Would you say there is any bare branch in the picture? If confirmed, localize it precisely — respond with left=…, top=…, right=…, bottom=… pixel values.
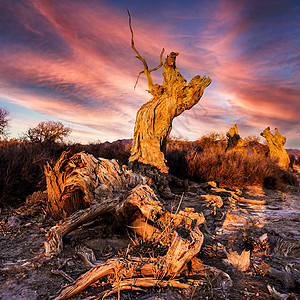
left=127, top=8, right=148, bottom=71
left=134, top=70, right=144, bottom=89
left=127, top=9, right=165, bottom=92
left=149, top=48, right=165, bottom=72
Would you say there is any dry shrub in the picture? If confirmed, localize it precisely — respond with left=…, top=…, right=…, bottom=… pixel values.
left=0, top=136, right=296, bottom=207
left=166, top=138, right=194, bottom=179
left=0, top=140, right=63, bottom=207
left=196, top=132, right=226, bottom=151
left=186, top=148, right=298, bottom=189
left=244, top=135, right=268, bottom=154
left=0, top=139, right=131, bottom=207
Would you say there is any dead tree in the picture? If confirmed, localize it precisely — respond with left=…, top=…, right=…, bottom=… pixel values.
left=226, top=123, right=247, bottom=152
left=44, top=150, right=145, bottom=220
left=43, top=151, right=232, bottom=299
left=127, top=10, right=211, bottom=174
left=260, top=127, right=290, bottom=169
left=41, top=12, right=236, bottom=299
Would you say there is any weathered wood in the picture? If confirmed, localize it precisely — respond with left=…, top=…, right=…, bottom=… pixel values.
left=48, top=176, right=209, bottom=299
left=44, top=199, right=119, bottom=255
left=127, top=12, right=211, bottom=173
left=53, top=225, right=204, bottom=299
left=223, top=249, right=250, bottom=271
left=226, top=123, right=247, bottom=152
left=212, top=187, right=266, bottom=205
left=260, top=127, right=290, bottom=169
left=44, top=150, right=145, bottom=219
left=129, top=52, right=211, bottom=173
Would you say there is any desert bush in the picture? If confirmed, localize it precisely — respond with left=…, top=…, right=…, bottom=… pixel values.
left=166, top=138, right=194, bottom=178
left=0, top=107, right=9, bottom=138
left=0, top=139, right=131, bottom=207
left=0, top=140, right=64, bottom=207
left=244, top=134, right=268, bottom=154
left=196, top=132, right=226, bottom=151
left=78, top=140, right=131, bottom=165
left=23, top=121, right=71, bottom=144
left=244, top=134, right=261, bottom=146
left=186, top=148, right=297, bottom=189
left=0, top=135, right=296, bottom=207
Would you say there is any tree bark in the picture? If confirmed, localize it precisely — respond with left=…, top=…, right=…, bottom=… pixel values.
left=226, top=123, right=247, bottom=152
left=129, top=52, right=211, bottom=173
left=44, top=150, right=145, bottom=220
left=260, top=127, right=290, bottom=169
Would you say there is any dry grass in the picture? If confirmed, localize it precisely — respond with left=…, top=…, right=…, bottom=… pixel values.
left=0, top=140, right=130, bottom=207
left=186, top=147, right=298, bottom=189
left=0, top=134, right=297, bottom=207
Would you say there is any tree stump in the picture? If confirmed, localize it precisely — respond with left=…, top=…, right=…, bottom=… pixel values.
left=44, top=150, right=145, bottom=220
left=226, top=123, right=247, bottom=152
left=260, top=127, right=290, bottom=169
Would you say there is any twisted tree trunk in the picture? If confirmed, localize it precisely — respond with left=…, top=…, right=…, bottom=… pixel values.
left=126, top=10, right=211, bottom=174
left=260, top=127, right=290, bottom=169
left=129, top=52, right=211, bottom=173
left=226, top=123, right=247, bottom=152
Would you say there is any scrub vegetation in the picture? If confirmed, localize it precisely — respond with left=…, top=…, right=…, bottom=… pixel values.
left=0, top=132, right=298, bottom=207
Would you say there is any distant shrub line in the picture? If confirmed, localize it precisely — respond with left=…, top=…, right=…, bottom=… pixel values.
left=0, top=135, right=298, bottom=207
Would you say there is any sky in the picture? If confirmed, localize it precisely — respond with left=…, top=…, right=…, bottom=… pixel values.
left=0, top=0, right=299, bottom=148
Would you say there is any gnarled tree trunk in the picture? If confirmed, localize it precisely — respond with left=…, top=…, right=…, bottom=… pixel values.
left=129, top=53, right=211, bottom=173
left=260, top=127, right=290, bottom=169
left=44, top=150, right=145, bottom=220
left=226, top=123, right=247, bottom=152
left=127, top=11, right=211, bottom=174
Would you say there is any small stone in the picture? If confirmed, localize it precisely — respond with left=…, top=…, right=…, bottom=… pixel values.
left=259, top=233, right=268, bottom=243
left=7, top=216, right=22, bottom=228
left=67, top=260, right=75, bottom=267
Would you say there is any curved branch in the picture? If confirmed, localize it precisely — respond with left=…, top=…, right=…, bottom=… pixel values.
left=127, top=9, right=164, bottom=92
left=149, top=48, right=165, bottom=72
left=134, top=47, right=164, bottom=89
left=127, top=8, right=148, bottom=71
left=134, top=70, right=144, bottom=90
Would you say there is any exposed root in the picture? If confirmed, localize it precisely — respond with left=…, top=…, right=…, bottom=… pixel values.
left=75, top=244, right=97, bottom=267
left=51, top=269, right=74, bottom=283
left=44, top=153, right=231, bottom=299
left=212, top=187, right=266, bottom=205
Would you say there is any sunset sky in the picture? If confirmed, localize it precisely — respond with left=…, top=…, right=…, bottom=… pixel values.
left=0, top=0, right=299, bottom=147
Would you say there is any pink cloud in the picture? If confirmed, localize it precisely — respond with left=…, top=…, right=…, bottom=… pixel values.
left=0, top=0, right=299, bottom=147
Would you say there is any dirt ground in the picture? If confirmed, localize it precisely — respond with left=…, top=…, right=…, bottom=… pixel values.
left=1, top=180, right=300, bottom=299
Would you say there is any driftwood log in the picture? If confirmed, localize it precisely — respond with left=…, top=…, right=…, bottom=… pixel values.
left=260, top=127, right=290, bottom=169
left=127, top=10, right=211, bottom=174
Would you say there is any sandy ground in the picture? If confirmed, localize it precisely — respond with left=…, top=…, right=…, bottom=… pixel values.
left=1, top=182, right=299, bottom=299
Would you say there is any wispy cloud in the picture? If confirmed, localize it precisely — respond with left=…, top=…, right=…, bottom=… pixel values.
left=0, top=0, right=299, bottom=147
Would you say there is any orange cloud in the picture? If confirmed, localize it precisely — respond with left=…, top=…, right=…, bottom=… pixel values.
left=0, top=0, right=299, bottom=147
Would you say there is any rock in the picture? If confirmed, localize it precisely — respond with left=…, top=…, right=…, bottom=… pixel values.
left=7, top=216, right=22, bottom=228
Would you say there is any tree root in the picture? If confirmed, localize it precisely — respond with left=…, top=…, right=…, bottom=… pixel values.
left=44, top=153, right=232, bottom=299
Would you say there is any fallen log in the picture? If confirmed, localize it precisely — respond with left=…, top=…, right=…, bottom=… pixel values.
left=44, top=150, right=145, bottom=220
left=44, top=152, right=233, bottom=299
